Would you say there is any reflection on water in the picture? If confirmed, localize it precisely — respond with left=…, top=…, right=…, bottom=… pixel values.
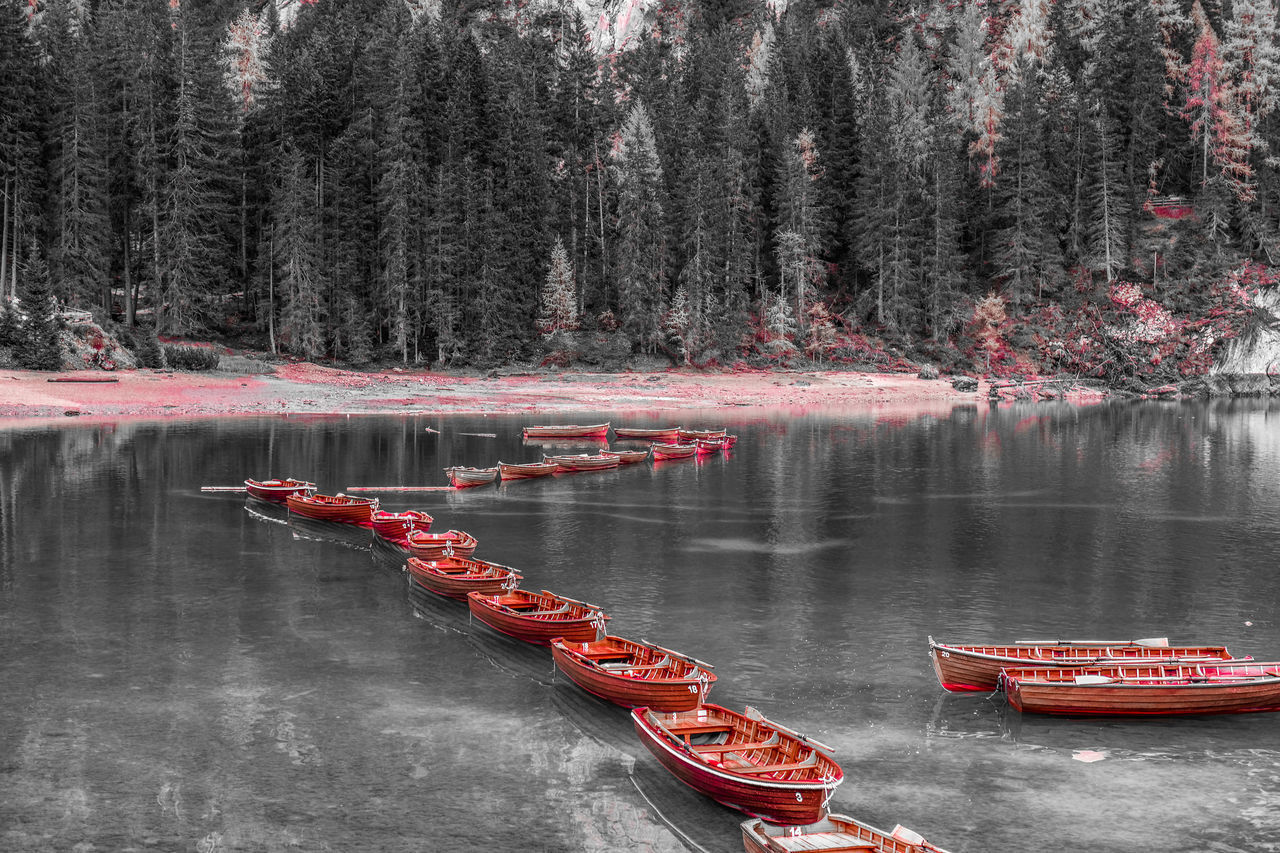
left=2, top=401, right=1280, bottom=851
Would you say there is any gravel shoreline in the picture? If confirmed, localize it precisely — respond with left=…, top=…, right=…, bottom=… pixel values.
left=0, top=364, right=988, bottom=424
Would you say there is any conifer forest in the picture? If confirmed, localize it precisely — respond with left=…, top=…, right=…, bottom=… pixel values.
left=1, top=0, right=1278, bottom=382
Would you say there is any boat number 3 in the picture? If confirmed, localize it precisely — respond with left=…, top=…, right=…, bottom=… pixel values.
left=795, top=793, right=803, bottom=802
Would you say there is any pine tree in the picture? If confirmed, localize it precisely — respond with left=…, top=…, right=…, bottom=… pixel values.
left=611, top=101, right=666, bottom=353
left=539, top=236, right=577, bottom=334
left=15, top=246, right=65, bottom=370
left=42, top=2, right=111, bottom=312
left=1, top=0, right=44, bottom=305
left=774, top=128, right=827, bottom=333
left=157, top=8, right=235, bottom=335
left=1183, top=2, right=1253, bottom=199
left=275, top=144, right=325, bottom=359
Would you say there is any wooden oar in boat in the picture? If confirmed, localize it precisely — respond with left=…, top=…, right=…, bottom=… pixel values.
left=201, top=486, right=248, bottom=493
left=743, top=706, right=835, bottom=754
left=344, top=486, right=456, bottom=493
left=639, top=639, right=716, bottom=671
left=1014, top=637, right=1170, bottom=647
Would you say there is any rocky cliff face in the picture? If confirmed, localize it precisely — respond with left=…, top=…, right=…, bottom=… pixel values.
left=1215, top=289, right=1280, bottom=375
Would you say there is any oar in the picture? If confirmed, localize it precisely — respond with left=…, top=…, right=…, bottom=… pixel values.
left=640, top=639, right=716, bottom=670
left=201, top=486, right=248, bottom=493
left=345, top=486, right=455, bottom=492
left=743, top=706, right=835, bottom=754
left=1014, top=637, right=1169, bottom=647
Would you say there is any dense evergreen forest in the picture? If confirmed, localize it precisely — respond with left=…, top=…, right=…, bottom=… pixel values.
left=0, top=0, right=1277, bottom=382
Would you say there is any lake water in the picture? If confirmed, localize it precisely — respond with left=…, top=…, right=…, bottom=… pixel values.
left=2, top=400, right=1279, bottom=853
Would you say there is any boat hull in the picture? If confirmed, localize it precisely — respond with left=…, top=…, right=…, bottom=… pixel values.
left=600, top=448, right=650, bottom=464
left=631, top=706, right=842, bottom=826
left=405, top=556, right=520, bottom=600
left=371, top=510, right=432, bottom=542
left=467, top=591, right=607, bottom=645
left=550, top=637, right=715, bottom=712
left=613, top=427, right=680, bottom=442
left=651, top=443, right=697, bottom=461
left=928, top=639, right=1236, bottom=692
left=522, top=423, right=611, bottom=439
left=497, top=461, right=559, bottom=480
left=445, top=467, right=498, bottom=488
left=244, top=478, right=315, bottom=503
left=741, top=813, right=952, bottom=853
left=1003, top=664, right=1280, bottom=715
left=405, top=529, right=478, bottom=560
left=677, top=428, right=727, bottom=442
left=544, top=454, right=620, bottom=472
left=286, top=493, right=378, bottom=524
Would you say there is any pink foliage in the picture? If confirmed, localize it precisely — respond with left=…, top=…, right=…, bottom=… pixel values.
left=224, top=10, right=273, bottom=114
left=1038, top=264, right=1266, bottom=381
left=1183, top=5, right=1254, bottom=199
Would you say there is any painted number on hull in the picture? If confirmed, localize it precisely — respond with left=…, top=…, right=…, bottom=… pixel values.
left=795, top=793, right=803, bottom=802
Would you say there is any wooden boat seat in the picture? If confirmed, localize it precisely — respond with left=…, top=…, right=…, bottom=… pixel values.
left=667, top=723, right=734, bottom=737
left=599, top=656, right=670, bottom=672
left=767, top=833, right=878, bottom=852
left=729, top=752, right=820, bottom=775
left=693, top=735, right=780, bottom=755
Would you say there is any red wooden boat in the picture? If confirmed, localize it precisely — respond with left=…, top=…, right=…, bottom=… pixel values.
left=1000, top=661, right=1280, bottom=716
left=550, top=635, right=717, bottom=711
left=677, top=427, right=727, bottom=442
left=544, top=453, right=620, bottom=472
left=497, top=460, right=560, bottom=480
left=406, top=529, right=479, bottom=560
left=742, top=813, right=952, bottom=853
left=652, top=442, right=697, bottom=461
left=632, top=704, right=843, bottom=826
left=522, top=422, right=611, bottom=439
left=405, top=556, right=522, bottom=600
left=613, top=426, right=681, bottom=442
left=370, top=509, right=432, bottom=542
left=695, top=437, right=725, bottom=455
left=244, top=478, right=315, bottom=503
left=444, top=466, right=498, bottom=488
left=494, top=458, right=560, bottom=479
left=928, top=636, right=1237, bottom=692
left=600, top=447, right=651, bottom=464
left=466, top=588, right=609, bottom=645
left=285, top=492, right=379, bottom=524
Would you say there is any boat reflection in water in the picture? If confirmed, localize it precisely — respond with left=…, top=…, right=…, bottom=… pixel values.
left=287, top=514, right=374, bottom=551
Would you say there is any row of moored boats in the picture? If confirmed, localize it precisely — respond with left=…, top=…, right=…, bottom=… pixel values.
left=444, top=423, right=737, bottom=487
left=241, top=422, right=953, bottom=853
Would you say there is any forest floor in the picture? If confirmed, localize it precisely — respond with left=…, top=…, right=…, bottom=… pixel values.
left=0, top=360, right=1006, bottom=425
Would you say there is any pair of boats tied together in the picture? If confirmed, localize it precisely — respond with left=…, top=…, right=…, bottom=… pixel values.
left=244, top=461, right=950, bottom=852
left=929, top=636, right=1280, bottom=715
left=441, top=423, right=738, bottom=488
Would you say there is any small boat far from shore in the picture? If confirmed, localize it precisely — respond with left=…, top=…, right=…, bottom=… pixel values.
left=245, top=478, right=316, bottom=503
left=522, top=422, right=611, bottom=440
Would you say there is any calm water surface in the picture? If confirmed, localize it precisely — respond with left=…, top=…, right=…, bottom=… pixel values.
left=2, top=401, right=1279, bottom=852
